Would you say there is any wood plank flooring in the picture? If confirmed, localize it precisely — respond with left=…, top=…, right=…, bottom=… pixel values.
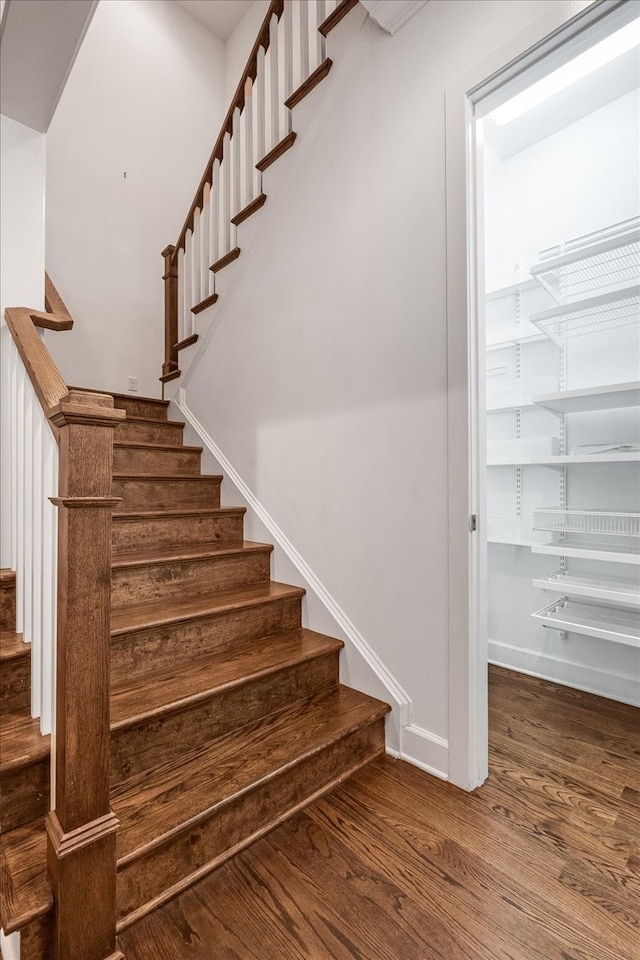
left=119, top=666, right=640, bottom=959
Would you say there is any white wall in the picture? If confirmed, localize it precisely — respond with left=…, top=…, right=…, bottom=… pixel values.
left=174, top=0, right=589, bottom=781
left=0, top=114, right=45, bottom=317
left=223, top=0, right=270, bottom=107
left=483, top=89, right=640, bottom=705
left=484, top=89, right=640, bottom=291
left=44, top=0, right=226, bottom=397
left=1, top=114, right=46, bottom=569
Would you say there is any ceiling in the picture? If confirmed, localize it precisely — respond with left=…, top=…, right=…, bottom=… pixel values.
left=0, top=0, right=97, bottom=132
left=175, top=0, right=254, bottom=40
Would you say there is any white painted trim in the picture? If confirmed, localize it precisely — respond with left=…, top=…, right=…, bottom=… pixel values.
left=489, top=639, right=640, bottom=708
left=359, top=0, right=428, bottom=36
left=400, top=724, right=449, bottom=781
left=176, top=389, right=412, bottom=724
left=0, top=930, right=20, bottom=960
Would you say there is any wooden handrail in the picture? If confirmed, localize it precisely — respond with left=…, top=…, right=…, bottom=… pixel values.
left=173, top=0, right=284, bottom=258
left=29, top=273, right=74, bottom=331
left=4, top=307, right=69, bottom=434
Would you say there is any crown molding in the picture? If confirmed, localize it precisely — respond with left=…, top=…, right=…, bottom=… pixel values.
left=359, top=0, right=429, bottom=35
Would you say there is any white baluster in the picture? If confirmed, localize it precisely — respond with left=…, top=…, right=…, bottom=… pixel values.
left=201, top=183, right=211, bottom=300
left=278, top=3, right=293, bottom=134
left=177, top=246, right=185, bottom=343
left=184, top=229, right=193, bottom=318
left=210, top=157, right=221, bottom=268
left=32, top=401, right=43, bottom=718
left=15, top=370, right=25, bottom=635
left=192, top=208, right=201, bottom=321
left=9, top=336, right=18, bottom=570
left=295, top=0, right=310, bottom=89
left=219, top=134, right=231, bottom=256
left=267, top=16, right=279, bottom=149
left=23, top=389, right=33, bottom=648
left=254, top=48, right=266, bottom=171
left=242, top=78, right=254, bottom=209
left=230, top=107, right=241, bottom=228
left=311, top=0, right=326, bottom=71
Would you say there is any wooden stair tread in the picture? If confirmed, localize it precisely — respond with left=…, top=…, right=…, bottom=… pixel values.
left=0, top=819, right=51, bottom=933
left=69, top=387, right=169, bottom=408
left=0, top=712, right=49, bottom=772
left=0, top=631, right=26, bottom=659
left=110, top=580, right=305, bottom=635
left=110, top=628, right=342, bottom=728
left=0, top=569, right=16, bottom=584
left=111, top=539, right=272, bottom=569
left=113, top=441, right=202, bottom=453
left=112, top=685, right=389, bottom=862
left=112, top=474, right=222, bottom=483
left=112, top=507, right=245, bottom=522
left=117, top=416, right=185, bottom=428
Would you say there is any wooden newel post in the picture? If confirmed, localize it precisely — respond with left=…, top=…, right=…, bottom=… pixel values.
left=161, top=244, right=179, bottom=379
left=46, top=390, right=126, bottom=960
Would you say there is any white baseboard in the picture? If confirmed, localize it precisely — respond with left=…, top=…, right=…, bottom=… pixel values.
left=489, top=639, right=640, bottom=707
left=397, top=723, right=449, bottom=780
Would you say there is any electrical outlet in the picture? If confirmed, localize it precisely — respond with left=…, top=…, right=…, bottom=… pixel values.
left=128, top=377, right=138, bottom=392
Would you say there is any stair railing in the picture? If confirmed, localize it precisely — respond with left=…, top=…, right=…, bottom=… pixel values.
left=1, top=287, right=125, bottom=960
left=161, top=0, right=354, bottom=382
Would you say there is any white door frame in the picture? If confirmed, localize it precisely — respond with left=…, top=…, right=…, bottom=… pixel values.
left=444, top=0, right=629, bottom=790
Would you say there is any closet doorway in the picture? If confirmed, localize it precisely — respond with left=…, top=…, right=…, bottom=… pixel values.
left=473, top=3, right=640, bottom=759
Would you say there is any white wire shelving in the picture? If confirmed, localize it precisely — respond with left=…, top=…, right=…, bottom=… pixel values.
left=531, top=537, right=640, bottom=565
left=530, top=285, right=640, bottom=344
left=532, top=599, right=640, bottom=648
left=533, top=381, right=640, bottom=415
left=530, top=217, right=640, bottom=304
left=533, top=570, right=640, bottom=608
left=488, top=452, right=640, bottom=466
left=533, top=508, right=640, bottom=537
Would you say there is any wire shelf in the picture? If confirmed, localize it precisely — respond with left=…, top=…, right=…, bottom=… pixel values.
left=531, top=219, right=640, bottom=304
left=532, top=599, right=640, bottom=648
left=530, top=286, right=640, bottom=344
left=532, top=537, right=640, bottom=564
left=533, top=509, right=640, bottom=537
left=533, top=571, right=640, bottom=608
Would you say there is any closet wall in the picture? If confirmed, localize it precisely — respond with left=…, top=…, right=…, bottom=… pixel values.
left=482, top=88, right=640, bottom=706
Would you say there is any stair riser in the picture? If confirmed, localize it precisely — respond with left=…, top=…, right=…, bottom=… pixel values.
left=112, top=479, right=221, bottom=513
left=112, top=550, right=272, bottom=606
left=110, top=654, right=340, bottom=786
left=0, top=579, right=16, bottom=630
left=1, top=760, right=49, bottom=832
left=116, top=421, right=184, bottom=445
left=116, top=719, right=385, bottom=922
left=21, top=913, right=52, bottom=960
left=111, top=397, right=168, bottom=420
left=110, top=596, right=302, bottom=685
left=1, top=649, right=30, bottom=713
left=113, top=446, right=201, bottom=477
left=112, top=513, right=244, bottom=554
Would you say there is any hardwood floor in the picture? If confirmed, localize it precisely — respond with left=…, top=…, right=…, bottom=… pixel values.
left=119, top=666, right=640, bottom=959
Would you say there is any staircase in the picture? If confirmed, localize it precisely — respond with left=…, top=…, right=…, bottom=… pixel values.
left=0, top=389, right=389, bottom=958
